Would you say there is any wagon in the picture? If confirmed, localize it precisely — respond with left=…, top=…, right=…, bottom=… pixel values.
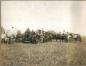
left=22, top=36, right=32, bottom=43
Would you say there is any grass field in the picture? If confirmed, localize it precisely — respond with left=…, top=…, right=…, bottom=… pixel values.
left=0, top=38, right=86, bottom=66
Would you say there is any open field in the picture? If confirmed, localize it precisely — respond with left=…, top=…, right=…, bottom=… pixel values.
left=0, top=38, right=86, bottom=66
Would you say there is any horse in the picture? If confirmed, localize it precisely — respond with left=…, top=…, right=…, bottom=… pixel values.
left=1, top=33, right=14, bottom=44
left=53, top=33, right=68, bottom=43
left=15, top=33, right=23, bottom=43
left=1, top=33, right=9, bottom=44
left=6, top=33, right=16, bottom=44
left=31, top=34, right=38, bottom=44
left=30, top=31, right=39, bottom=44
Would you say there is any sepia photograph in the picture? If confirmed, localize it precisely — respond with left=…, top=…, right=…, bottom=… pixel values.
left=0, top=1, right=86, bottom=66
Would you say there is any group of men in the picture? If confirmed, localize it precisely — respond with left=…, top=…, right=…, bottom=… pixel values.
left=1, top=28, right=82, bottom=44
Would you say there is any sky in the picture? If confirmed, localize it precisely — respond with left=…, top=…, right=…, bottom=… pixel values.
left=1, top=1, right=86, bottom=35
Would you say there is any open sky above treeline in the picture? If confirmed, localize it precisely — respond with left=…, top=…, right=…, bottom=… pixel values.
left=1, top=1, right=86, bottom=36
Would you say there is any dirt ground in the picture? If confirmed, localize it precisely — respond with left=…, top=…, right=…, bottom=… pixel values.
left=0, top=39, right=86, bottom=66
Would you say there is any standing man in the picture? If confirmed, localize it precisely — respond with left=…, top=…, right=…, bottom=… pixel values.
left=1, top=32, right=6, bottom=43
